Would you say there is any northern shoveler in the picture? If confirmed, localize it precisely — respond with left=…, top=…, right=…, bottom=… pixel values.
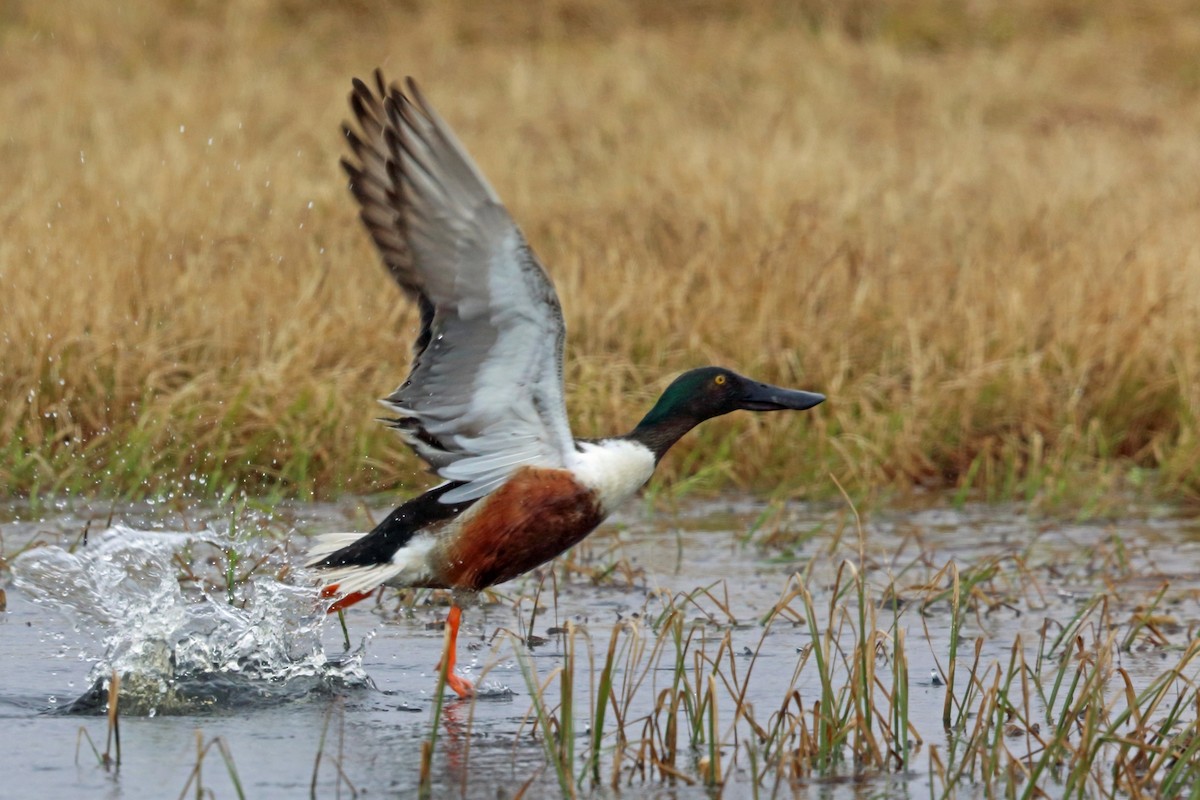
left=306, top=72, right=825, bottom=699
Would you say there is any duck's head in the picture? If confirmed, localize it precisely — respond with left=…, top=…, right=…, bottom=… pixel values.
left=630, top=367, right=825, bottom=460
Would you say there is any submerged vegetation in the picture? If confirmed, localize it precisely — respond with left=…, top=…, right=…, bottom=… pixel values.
left=3, top=1, right=1200, bottom=505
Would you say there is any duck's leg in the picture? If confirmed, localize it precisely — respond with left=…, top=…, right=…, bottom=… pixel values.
left=437, top=605, right=474, bottom=699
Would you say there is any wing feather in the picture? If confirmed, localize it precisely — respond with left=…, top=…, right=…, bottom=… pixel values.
left=343, top=71, right=574, bottom=502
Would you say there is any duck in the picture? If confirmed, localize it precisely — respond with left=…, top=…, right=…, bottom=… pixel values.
left=306, top=72, right=825, bottom=699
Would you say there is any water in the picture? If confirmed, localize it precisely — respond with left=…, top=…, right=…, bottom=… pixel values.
left=2, top=498, right=1199, bottom=798
left=12, top=526, right=366, bottom=716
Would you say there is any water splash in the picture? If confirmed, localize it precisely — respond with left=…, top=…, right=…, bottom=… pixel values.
left=11, top=526, right=368, bottom=715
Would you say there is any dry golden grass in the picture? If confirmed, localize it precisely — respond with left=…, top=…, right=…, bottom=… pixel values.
left=4, top=0, right=1200, bottom=505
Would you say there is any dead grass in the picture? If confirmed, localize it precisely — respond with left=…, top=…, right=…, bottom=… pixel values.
left=490, top=523, right=1200, bottom=796
left=4, top=0, right=1200, bottom=505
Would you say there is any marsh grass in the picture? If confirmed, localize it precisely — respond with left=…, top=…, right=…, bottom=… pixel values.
left=310, top=697, right=361, bottom=799
left=4, top=1, right=1200, bottom=506
left=74, top=670, right=123, bottom=771
left=176, top=731, right=247, bottom=800
left=453, top=520, right=1200, bottom=796
left=26, top=498, right=1200, bottom=795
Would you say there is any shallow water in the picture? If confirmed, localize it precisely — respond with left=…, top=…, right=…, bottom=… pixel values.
left=2, top=497, right=1199, bottom=798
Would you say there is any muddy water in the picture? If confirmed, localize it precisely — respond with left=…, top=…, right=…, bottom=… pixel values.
left=2, top=498, right=1198, bottom=798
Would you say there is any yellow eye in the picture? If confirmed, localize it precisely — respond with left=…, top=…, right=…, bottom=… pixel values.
left=714, top=374, right=726, bottom=386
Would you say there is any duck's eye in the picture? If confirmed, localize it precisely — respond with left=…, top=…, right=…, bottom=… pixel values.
left=714, top=374, right=726, bottom=386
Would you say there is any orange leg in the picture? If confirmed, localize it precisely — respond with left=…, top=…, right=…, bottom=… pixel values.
left=437, top=605, right=475, bottom=699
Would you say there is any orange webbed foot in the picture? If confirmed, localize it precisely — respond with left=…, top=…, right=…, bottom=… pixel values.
left=445, top=672, right=475, bottom=699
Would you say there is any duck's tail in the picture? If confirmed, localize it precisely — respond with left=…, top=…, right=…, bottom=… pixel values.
left=305, top=532, right=406, bottom=612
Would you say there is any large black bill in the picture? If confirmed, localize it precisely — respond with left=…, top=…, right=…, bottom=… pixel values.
left=739, top=382, right=826, bottom=412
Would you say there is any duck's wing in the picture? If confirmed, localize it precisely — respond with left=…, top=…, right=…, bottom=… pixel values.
left=342, top=72, right=573, bottom=504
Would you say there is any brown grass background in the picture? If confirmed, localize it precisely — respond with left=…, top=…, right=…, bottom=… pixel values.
left=3, top=1, right=1200, bottom=507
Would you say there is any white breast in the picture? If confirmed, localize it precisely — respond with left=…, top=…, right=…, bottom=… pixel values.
left=567, top=439, right=657, bottom=515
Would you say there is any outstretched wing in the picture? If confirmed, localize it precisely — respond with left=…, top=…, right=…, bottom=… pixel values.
left=342, top=72, right=573, bottom=503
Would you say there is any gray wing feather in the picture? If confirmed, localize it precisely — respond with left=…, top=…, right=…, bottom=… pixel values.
left=343, top=73, right=573, bottom=502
